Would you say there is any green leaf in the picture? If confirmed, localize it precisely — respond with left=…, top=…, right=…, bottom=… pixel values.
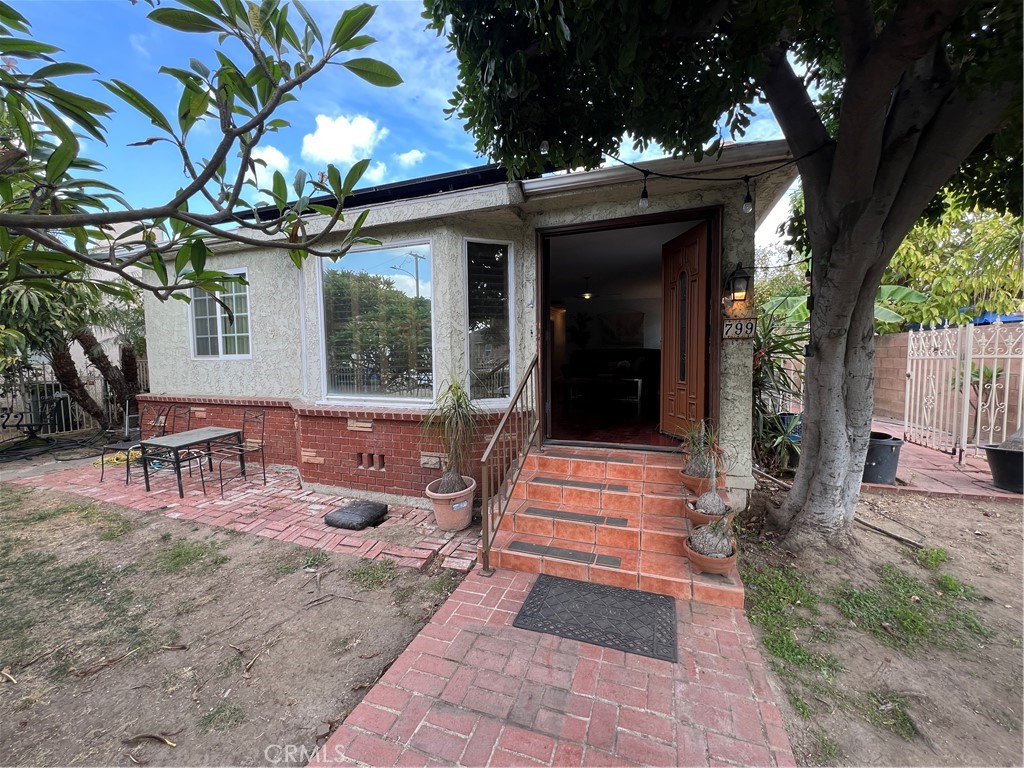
left=150, top=253, right=169, bottom=285
left=330, top=4, right=375, bottom=49
left=337, top=34, right=375, bottom=52
left=0, top=36, right=59, bottom=58
left=175, top=241, right=193, bottom=274
left=292, top=0, right=322, bottom=46
left=102, top=79, right=173, bottom=134
left=292, top=168, right=307, bottom=196
left=31, top=62, right=95, bottom=79
left=340, top=58, right=402, bottom=88
left=148, top=8, right=226, bottom=34
left=190, top=240, right=208, bottom=274
left=342, top=158, right=369, bottom=196
left=271, top=170, right=287, bottom=210
left=44, top=137, right=78, bottom=183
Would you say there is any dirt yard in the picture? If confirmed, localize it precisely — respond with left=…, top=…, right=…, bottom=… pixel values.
left=743, top=489, right=1023, bottom=766
left=0, top=484, right=461, bottom=767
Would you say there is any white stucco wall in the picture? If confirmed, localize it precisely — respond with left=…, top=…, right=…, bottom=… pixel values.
left=143, top=143, right=795, bottom=494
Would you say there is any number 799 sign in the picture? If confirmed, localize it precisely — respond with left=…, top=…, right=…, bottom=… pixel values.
left=723, top=317, right=756, bottom=339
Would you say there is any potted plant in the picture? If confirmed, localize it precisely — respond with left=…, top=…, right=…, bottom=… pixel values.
left=421, top=377, right=480, bottom=531
left=685, top=463, right=734, bottom=526
left=683, top=515, right=737, bottom=576
left=680, top=421, right=725, bottom=495
left=983, top=426, right=1022, bottom=494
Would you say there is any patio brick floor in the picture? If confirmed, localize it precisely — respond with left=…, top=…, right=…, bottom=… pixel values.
left=9, top=464, right=480, bottom=572
left=310, top=567, right=795, bottom=767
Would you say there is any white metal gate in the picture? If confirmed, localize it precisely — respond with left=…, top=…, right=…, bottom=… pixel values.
left=904, top=320, right=1024, bottom=460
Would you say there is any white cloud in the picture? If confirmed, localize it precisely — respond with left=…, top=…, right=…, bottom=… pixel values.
left=395, top=149, right=425, bottom=168
left=129, top=33, right=150, bottom=59
left=248, top=145, right=291, bottom=197
left=384, top=273, right=431, bottom=299
left=301, top=114, right=389, bottom=166
left=363, top=162, right=388, bottom=185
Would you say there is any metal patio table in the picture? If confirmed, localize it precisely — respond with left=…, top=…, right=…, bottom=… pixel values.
left=140, top=426, right=244, bottom=498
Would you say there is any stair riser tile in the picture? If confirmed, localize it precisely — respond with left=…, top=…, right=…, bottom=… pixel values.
left=692, top=579, right=745, bottom=608
left=590, top=567, right=640, bottom=590
left=605, top=462, right=644, bottom=481
left=642, top=495, right=685, bottom=515
left=532, top=456, right=571, bottom=474
left=541, top=557, right=590, bottom=581
left=569, top=459, right=608, bottom=479
left=514, top=515, right=555, bottom=537
left=526, top=483, right=563, bottom=503
left=553, top=518, right=596, bottom=545
left=642, top=530, right=689, bottom=557
left=644, top=465, right=687, bottom=485
left=640, top=574, right=692, bottom=600
left=562, top=486, right=602, bottom=508
left=602, top=491, right=642, bottom=513
left=500, top=550, right=543, bottom=574
left=595, top=527, right=640, bottom=550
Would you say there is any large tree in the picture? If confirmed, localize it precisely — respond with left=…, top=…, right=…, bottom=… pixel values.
left=426, top=0, right=1022, bottom=544
left=0, top=0, right=400, bottom=307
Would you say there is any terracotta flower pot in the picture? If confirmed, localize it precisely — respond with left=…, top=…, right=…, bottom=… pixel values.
left=683, top=535, right=737, bottom=575
left=425, top=476, right=476, bottom=531
left=684, top=501, right=734, bottom=528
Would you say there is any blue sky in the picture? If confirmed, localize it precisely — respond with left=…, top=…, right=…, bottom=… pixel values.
left=22, top=0, right=790, bottom=242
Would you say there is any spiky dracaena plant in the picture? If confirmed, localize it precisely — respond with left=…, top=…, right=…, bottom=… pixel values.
left=688, top=517, right=734, bottom=559
left=421, top=378, right=480, bottom=494
left=683, top=421, right=722, bottom=478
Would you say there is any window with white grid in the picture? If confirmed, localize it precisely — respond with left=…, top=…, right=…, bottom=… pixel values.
left=191, top=270, right=250, bottom=358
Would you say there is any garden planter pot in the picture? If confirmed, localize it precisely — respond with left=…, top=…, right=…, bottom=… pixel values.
left=679, top=471, right=726, bottom=496
left=862, top=431, right=903, bottom=485
left=982, top=445, right=1023, bottom=494
left=425, top=476, right=476, bottom=531
left=682, top=536, right=737, bottom=575
left=684, top=502, right=734, bottom=528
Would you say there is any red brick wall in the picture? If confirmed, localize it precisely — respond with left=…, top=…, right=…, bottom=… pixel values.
left=137, top=395, right=504, bottom=498
left=873, top=334, right=908, bottom=420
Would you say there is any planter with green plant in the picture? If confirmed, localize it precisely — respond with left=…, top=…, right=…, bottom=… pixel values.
left=683, top=515, right=737, bottom=576
left=421, top=377, right=480, bottom=531
left=679, top=421, right=725, bottom=495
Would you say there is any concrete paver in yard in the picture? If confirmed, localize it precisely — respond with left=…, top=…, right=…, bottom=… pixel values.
left=312, top=568, right=795, bottom=767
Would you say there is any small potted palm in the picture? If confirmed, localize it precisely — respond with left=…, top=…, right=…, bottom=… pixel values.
left=421, top=377, right=480, bottom=531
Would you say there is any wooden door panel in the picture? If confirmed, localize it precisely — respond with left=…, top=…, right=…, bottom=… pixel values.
left=660, top=224, right=707, bottom=437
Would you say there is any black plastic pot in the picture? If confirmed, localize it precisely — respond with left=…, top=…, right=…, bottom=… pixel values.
left=863, top=431, right=903, bottom=485
left=982, top=446, right=1023, bottom=494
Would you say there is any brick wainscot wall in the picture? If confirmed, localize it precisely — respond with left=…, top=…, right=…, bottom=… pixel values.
left=138, top=395, right=503, bottom=503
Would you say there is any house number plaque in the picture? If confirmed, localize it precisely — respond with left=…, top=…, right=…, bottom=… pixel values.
left=722, top=317, right=756, bottom=339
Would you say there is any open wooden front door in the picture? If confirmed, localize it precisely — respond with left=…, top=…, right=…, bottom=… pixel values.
left=660, top=223, right=708, bottom=437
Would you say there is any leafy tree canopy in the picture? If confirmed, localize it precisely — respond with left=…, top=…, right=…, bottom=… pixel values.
left=0, top=0, right=401, bottom=306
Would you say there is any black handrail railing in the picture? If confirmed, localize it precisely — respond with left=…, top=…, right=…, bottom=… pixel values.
left=479, top=355, right=541, bottom=573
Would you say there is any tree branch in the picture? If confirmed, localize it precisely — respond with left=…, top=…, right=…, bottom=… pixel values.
left=833, top=0, right=876, bottom=70
left=883, top=84, right=1015, bottom=248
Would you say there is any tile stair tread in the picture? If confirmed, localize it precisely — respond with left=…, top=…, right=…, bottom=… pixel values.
left=503, top=499, right=690, bottom=535
left=520, top=470, right=683, bottom=494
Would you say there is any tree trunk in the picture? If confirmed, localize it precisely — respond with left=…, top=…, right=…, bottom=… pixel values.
left=48, top=341, right=108, bottom=427
left=774, top=238, right=887, bottom=546
left=73, top=328, right=130, bottom=406
left=120, top=345, right=141, bottom=396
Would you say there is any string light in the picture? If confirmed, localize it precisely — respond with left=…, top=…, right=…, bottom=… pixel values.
left=639, top=170, right=650, bottom=210
left=742, top=176, right=753, bottom=214
left=539, top=140, right=549, bottom=155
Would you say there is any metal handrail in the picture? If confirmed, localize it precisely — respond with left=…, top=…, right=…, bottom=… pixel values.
left=479, top=354, right=541, bottom=573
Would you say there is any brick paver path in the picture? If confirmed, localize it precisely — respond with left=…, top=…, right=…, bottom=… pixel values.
left=10, top=464, right=480, bottom=572
left=313, top=568, right=795, bottom=767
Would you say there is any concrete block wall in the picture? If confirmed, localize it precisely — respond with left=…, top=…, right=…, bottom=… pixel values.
left=873, top=334, right=908, bottom=420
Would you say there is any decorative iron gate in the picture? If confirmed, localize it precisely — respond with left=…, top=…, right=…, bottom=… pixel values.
left=904, top=320, right=1023, bottom=460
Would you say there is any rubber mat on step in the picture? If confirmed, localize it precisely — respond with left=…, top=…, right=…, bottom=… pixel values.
left=513, top=575, right=677, bottom=662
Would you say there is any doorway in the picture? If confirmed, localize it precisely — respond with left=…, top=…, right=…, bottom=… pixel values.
left=542, top=212, right=718, bottom=447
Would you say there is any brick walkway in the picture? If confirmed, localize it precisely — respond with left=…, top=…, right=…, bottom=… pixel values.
left=9, top=464, right=480, bottom=572
left=312, top=567, right=794, bottom=767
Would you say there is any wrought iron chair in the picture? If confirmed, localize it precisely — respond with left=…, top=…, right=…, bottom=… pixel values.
left=143, top=405, right=209, bottom=492
left=100, top=402, right=169, bottom=484
left=215, top=408, right=267, bottom=497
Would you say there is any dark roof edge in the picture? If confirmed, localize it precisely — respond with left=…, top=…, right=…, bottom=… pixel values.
left=248, top=163, right=512, bottom=222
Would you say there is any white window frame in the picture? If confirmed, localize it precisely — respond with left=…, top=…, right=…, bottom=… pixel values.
left=463, top=237, right=516, bottom=405
left=316, top=238, right=437, bottom=406
left=189, top=267, right=252, bottom=360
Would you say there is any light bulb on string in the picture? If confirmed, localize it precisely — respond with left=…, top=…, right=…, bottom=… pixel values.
left=639, top=170, right=650, bottom=210
left=741, top=176, right=753, bottom=214
left=539, top=140, right=549, bottom=155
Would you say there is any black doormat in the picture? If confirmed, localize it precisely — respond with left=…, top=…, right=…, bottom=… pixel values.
left=513, top=575, right=677, bottom=662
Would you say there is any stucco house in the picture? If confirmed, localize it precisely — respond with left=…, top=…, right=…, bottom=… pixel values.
left=142, top=140, right=795, bottom=585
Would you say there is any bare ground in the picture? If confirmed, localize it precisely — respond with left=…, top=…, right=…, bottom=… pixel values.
left=0, top=484, right=460, bottom=767
left=743, top=489, right=1023, bottom=766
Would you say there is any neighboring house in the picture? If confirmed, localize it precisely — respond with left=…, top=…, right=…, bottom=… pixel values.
left=142, top=141, right=796, bottom=504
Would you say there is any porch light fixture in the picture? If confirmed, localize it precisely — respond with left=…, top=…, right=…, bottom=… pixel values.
left=725, top=264, right=751, bottom=303
left=638, top=170, right=650, bottom=210
left=741, top=176, right=753, bottom=214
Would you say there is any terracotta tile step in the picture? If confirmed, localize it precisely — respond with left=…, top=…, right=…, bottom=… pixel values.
left=524, top=449, right=686, bottom=484
left=481, top=531, right=744, bottom=607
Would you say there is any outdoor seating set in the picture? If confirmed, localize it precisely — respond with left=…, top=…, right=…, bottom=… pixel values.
left=100, top=403, right=266, bottom=498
